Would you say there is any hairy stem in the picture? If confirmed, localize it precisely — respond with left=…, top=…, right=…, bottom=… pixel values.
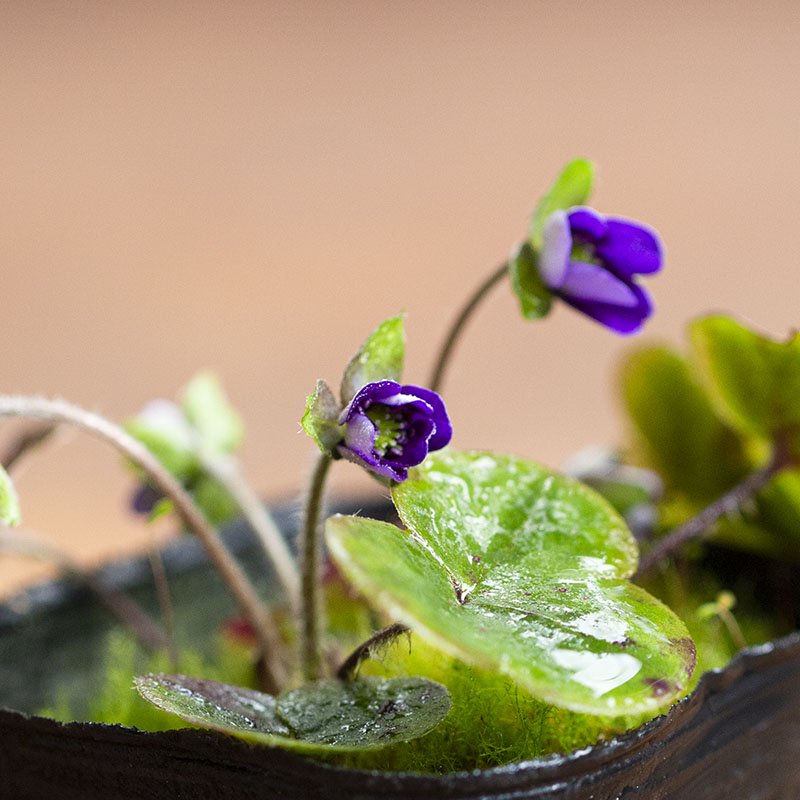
left=300, top=452, right=332, bottom=682
left=0, top=395, right=287, bottom=692
left=428, top=260, right=508, bottom=394
left=202, top=454, right=301, bottom=615
left=636, top=445, right=791, bottom=576
left=0, top=528, right=167, bottom=653
left=147, top=546, right=179, bottom=667
left=1, top=424, right=57, bottom=472
left=336, top=623, right=410, bottom=681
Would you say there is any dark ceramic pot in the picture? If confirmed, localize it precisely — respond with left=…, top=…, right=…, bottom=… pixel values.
left=1, top=500, right=799, bottom=800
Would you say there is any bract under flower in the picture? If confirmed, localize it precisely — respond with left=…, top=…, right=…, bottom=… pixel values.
left=338, top=381, right=452, bottom=481
left=539, top=207, right=663, bottom=334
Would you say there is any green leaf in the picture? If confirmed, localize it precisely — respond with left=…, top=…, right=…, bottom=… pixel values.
left=135, top=674, right=450, bottom=752
left=327, top=451, right=695, bottom=716
left=191, top=476, right=239, bottom=526
left=620, top=345, right=750, bottom=503
left=530, top=159, right=595, bottom=249
left=302, top=379, right=344, bottom=453
left=148, top=497, right=174, bottom=524
left=690, top=315, right=800, bottom=445
left=0, top=465, right=21, bottom=527
left=125, top=401, right=199, bottom=479
left=181, top=371, right=244, bottom=455
left=509, top=241, right=553, bottom=321
left=340, top=316, right=405, bottom=406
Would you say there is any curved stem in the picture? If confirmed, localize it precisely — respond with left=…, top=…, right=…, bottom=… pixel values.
left=300, top=452, right=332, bottom=682
left=636, top=445, right=791, bottom=576
left=428, top=260, right=508, bottom=394
left=0, top=395, right=287, bottom=692
left=201, top=454, right=301, bottom=615
left=336, top=623, right=409, bottom=681
left=1, top=424, right=57, bottom=471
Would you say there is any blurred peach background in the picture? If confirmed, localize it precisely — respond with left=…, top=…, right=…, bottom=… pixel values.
left=2, top=2, right=799, bottom=594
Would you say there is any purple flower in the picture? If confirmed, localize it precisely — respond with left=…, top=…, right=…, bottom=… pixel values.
left=338, top=380, right=452, bottom=481
left=539, top=207, right=663, bottom=334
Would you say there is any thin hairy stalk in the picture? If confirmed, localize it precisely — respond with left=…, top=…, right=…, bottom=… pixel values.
left=636, top=445, right=791, bottom=576
left=718, top=607, right=747, bottom=651
left=1, top=424, right=57, bottom=472
left=147, top=546, right=179, bottom=667
left=0, top=395, right=287, bottom=692
left=201, top=454, right=300, bottom=615
left=336, top=623, right=410, bottom=681
left=428, top=260, right=509, bottom=394
left=300, top=452, right=332, bottom=682
left=0, top=528, right=167, bottom=652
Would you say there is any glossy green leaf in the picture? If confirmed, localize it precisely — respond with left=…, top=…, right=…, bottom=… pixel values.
left=181, top=371, right=244, bottom=455
left=509, top=241, right=553, bottom=321
left=530, top=159, right=594, bottom=249
left=0, top=465, right=21, bottom=527
left=125, top=401, right=199, bottom=479
left=690, top=315, right=800, bottom=445
left=302, top=379, right=344, bottom=453
left=340, top=315, right=405, bottom=406
left=135, top=674, right=450, bottom=752
left=327, top=451, right=695, bottom=715
left=620, top=345, right=750, bottom=503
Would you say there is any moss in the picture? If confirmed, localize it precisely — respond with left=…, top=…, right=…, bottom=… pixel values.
left=40, top=630, right=257, bottom=731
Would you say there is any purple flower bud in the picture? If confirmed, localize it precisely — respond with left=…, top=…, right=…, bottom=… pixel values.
left=337, top=380, right=452, bottom=482
left=539, top=207, right=663, bottom=334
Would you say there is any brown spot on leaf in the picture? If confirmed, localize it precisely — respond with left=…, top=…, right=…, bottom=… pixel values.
left=670, top=636, right=697, bottom=676
left=644, top=678, right=674, bottom=697
left=451, top=577, right=469, bottom=605
left=555, top=585, right=568, bottom=593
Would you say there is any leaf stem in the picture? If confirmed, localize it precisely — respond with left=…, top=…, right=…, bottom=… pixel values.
left=0, top=395, right=287, bottom=692
left=636, top=444, right=791, bottom=576
left=147, top=545, right=179, bottom=668
left=428, top=260, right=508, bottom=394
left=201, top=454, right=301, bottom=615
left=1, top=424, right=57, bottom=471
left=300, top=452, right=332, bottom=682
left=336, top=623, right=409, bottom=681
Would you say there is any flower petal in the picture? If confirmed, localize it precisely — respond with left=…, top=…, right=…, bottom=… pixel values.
left=595, top=218, right=663, bottom=277
left=337, top=444, right=407, bottom=481
left=342, top=412, right=376, bottom=459
left=558, top=261, right=640, bottom=308
left=567, top=206, right=607, bottom=242
left=539, top=210, right=572, bottom=289
left=340, top=380, right=402, bottom=422
left=559, top=281, right=653, bottom=335
left=400, top=385, right=453, bottom=451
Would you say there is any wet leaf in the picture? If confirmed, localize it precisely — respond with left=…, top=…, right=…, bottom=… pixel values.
left=340, top=316, right=405, bottom=406
left=181, top=371, right=244, bottom=455
left=302, top=379, right=344, bottom=453
left=0, top=465, right=21, bottom=527
left=509, top=241, right=553, bottom=321
left=530, top=159, right=594, bottom=249
left=327, top=451, right=695, bottom=715
left=135, top=674, right=449, bottom=752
